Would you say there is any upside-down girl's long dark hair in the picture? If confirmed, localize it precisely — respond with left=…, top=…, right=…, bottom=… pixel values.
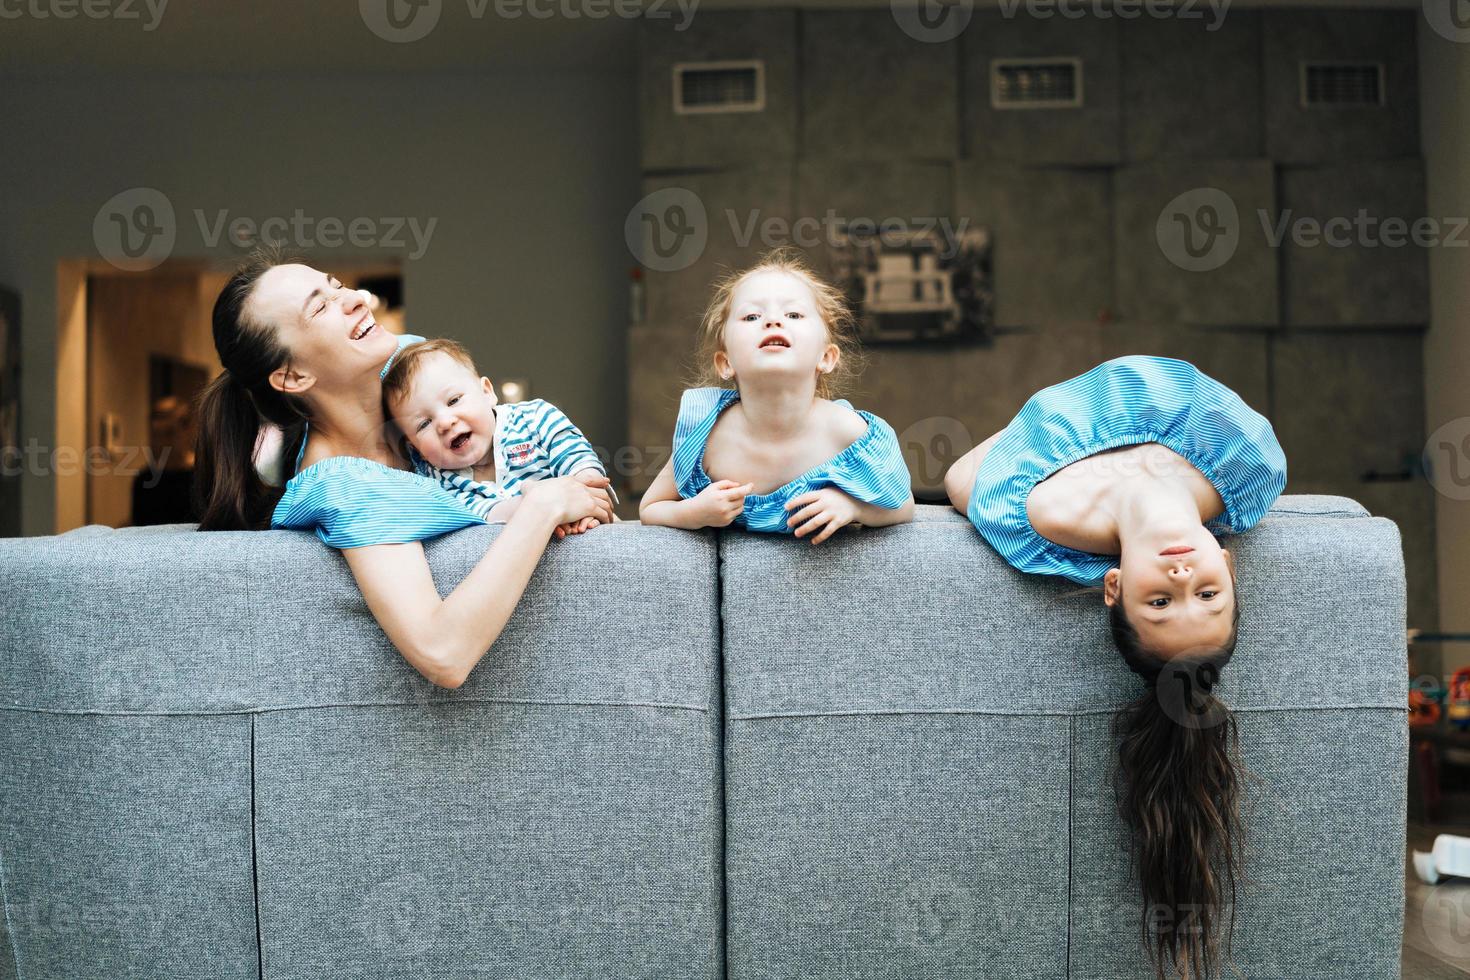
left=193, top=247, right=308, bottom=531
left=1110, top=598, right=1247, bottom=980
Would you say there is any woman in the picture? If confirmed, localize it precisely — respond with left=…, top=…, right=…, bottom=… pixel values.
left=193, top=249, right=613, bottom=689
left=945, top=355, right=1287, bottom=980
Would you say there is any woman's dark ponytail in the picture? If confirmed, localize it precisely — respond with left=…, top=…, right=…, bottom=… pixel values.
left=1110, top=600, right=1246, bottom=980
left=193, top=246, right=306, bottom=531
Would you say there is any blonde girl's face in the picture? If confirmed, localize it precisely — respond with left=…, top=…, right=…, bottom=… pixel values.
left=713, top=270, right=838, bottom=390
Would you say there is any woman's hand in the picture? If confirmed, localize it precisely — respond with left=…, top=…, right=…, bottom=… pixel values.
left=519, top=473, right=614, bottom=531
left=785, top=487, right=861, bottom=544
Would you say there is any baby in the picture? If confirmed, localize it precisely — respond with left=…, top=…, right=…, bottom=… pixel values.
left=383, top=338, right=612, bottom=535
left=639, top=249, right=914, bottom=542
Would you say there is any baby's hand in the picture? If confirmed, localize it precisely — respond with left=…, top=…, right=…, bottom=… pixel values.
left=692, top=479, right=753, bottom=528
left=785, top=488, right=860, bottom=544
left=553, top=516, right=601, bottom=539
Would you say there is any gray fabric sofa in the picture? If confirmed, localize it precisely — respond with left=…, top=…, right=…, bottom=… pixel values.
left=0, top=497, right=1407, bottom=979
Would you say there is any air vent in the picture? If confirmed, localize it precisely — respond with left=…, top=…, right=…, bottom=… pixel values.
left=674, top=61, right=765, bottom=115
left=991, top=58, right=1083, bottom=110
left=1301, top=62, right=1384, bottom=107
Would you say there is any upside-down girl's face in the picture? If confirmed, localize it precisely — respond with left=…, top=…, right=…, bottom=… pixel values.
left=248, top=264, right=397, bottom=393
left=1107, top=527, right=1236, bottom=659
left=714, top=270, right=837, bottom=392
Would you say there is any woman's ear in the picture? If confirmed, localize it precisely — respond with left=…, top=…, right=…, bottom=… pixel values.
left=713, top=350, right=733, bottom=382
left=481, top=376, right=499, bottom=408
left=1103, top=568, right=1121, bottom=608
left=269, top=363, right=316, bottom=397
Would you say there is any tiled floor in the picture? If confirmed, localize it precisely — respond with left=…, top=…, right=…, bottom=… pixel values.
left=1406, top=822, right=1470, bottom=978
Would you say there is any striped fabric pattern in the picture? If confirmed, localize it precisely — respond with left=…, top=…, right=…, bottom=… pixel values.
left=966, top=355, right=1288, bottom=586
left=415, top=399, right=610, bottom=520
left=672, top=387, right=912, bottom=534
left=269, top=332, right=488, bottom=549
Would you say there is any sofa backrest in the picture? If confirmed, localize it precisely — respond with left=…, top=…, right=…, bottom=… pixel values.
left=720, top=497, right=1406, bottom=979
left=0, top=522, right=724, bottom=980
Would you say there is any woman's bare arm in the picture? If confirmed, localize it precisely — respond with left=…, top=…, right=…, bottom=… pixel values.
left=344, top=477, right=611, bottom=689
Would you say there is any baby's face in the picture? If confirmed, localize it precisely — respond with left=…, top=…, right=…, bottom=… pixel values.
left=390, top=351, right=498, bottom=470
left=717, top=270, right=836, bottom=389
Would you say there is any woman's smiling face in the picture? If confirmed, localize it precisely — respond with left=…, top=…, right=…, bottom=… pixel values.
left=245, top=263, right=397, bottom=391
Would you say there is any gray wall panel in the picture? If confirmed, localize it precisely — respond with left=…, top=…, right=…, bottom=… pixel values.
left=1279, top=160, right=1430, bottom=326
left=1262, top=10, right=1420, bottom=164
left=1120, top=12, right=1262, bottom=161
left=801, top=11, right=958, bottom=162
left=955, top=163, right=1112, bottom=327
left=1114, top=160, right=1279, bottom=326
left=963, top=11, right=1121, bottom=165
left=639, top=11, right=798, bottom=171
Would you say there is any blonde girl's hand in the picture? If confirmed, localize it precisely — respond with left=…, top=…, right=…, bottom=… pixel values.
left=785, top=488, right=860, bottom=544
left=692, top=479, right=753, bottom=528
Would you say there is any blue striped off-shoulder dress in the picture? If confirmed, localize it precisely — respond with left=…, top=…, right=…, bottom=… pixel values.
left=270, top=333, right=488, bottom=549
left=966, top=355, right=1287, bottom=586
left=672, top=387, right=912, bottom=534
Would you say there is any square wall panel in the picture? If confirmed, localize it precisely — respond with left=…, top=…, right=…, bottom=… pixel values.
left=1120, top=11, right=1262, bottom=161
left=793, top=160, right=954, bottom=279
left=955, top=163, right=1112, bottom=327
left=639, top=11, right=797, bottom=171
left=634, top=166, right=795, bottom=329
left=800, top=10, right=958, bottom=162
left=1097, top=323, right=1270, bottom=413
left=963, top=11, right=1121, bottom=165
left=1270, top=329, right=1425, bottom=486
left=1279, top=160, right=1430, bottom=327
left=1114, top=160, right=1278, bottom=326
left=1263, top=10, right=1420, bottom=164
